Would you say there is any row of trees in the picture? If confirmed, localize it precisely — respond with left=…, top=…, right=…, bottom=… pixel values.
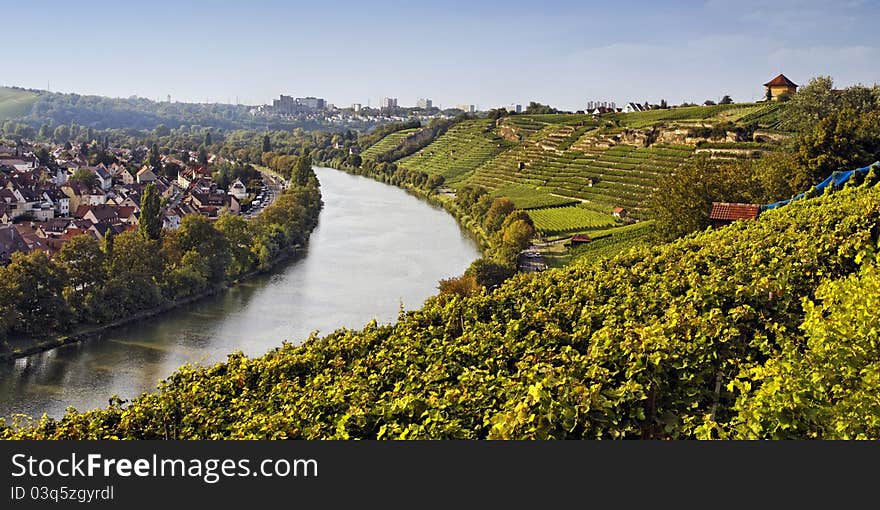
left=438, top=186, right=537, bottom=295
left=0, top=171, right=321, bottom=347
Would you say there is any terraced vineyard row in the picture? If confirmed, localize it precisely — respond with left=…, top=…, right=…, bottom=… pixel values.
left=398, top=120, right=510, bottom=183
left=361, top=128, right=420, bottom=160
left=527, top=205, right=616, bottom=235
left=461, top=122, right=694, bottom=216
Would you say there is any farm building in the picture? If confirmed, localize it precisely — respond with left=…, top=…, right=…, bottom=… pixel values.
left=612, top=207, right=628, bottom=218
left=709, top=202, right=761, bottom=227
left=568, top=234, right=592, bottom=247
left=763, top=74, right=798, bottom=101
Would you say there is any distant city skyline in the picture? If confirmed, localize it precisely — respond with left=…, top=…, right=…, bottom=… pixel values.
left=2, top=0, right=878, bottom=111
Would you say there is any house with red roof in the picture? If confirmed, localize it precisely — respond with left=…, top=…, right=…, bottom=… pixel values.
left=709, top=202, right=762, bottom=227
left=763, top=74, right=797, bottom=101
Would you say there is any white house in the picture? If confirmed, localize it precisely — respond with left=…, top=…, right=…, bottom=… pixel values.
left=624, top=102, right=646, bottom=113
left=136, top=166, right=158, bottom=184
left=228, top=179, right=249, bottom=200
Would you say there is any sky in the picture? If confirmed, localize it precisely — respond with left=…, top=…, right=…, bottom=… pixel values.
left=2, top=0, right=878, bottom=111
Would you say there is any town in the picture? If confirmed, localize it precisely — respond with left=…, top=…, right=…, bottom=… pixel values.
left=0, top=140, right=278, bottom=264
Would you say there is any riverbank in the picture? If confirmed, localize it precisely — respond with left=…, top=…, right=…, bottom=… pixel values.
left=0, top=166, right=480, bottom=418
left=0, top=238, right=310, bottom=362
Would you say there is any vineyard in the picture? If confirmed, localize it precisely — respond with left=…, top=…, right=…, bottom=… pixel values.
left=360, top=128, right=420, bottom=160
left=397, top=120, right=509, bottom=183
left=489, top=184, right=578, bottom=209
left=352, top=104, right=791, bottom=266
left=527, top=205, right=616, bottom=235
left=6, top=183, right=880, bottom=439
left=610, top=102, right=775, bottom=128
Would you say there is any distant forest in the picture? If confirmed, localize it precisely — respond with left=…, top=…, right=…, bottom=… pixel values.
left=11, top=89, right=380, bottom=132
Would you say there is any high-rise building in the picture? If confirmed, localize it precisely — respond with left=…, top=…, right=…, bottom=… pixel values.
left=380, top=97, right=398, bottom=109
left=351, top=103, right=362, bottom=112
left=505, top=104, right=522, bottom=113
left=270, top=95, right=326, bottom=114
left=586, top=100, right=616, bottom=110
left=455, top=104, right=476, bottom=113
left=417, top=98, right=433, bottom=109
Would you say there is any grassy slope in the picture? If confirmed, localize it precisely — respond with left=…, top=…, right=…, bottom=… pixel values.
left=0, top=87, right=38, bottom=120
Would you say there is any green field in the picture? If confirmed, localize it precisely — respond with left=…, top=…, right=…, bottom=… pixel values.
left=398, top=120, right=509, bottom=183
left=361, top=128, right=420, bottom=159
left=0, top=87, right=38, bottom=120
left=489, top=184, right=577, bottom=209
left=527, top=205, right=616, bottom=235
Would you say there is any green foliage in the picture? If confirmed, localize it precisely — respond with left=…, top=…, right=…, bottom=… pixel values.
left=527, top=206, right=616, bottom=235
left=651, top=155, right=762, bottom=241
left=6, top=184, right=880, bottom=439
left=69, top=167, right=98, bottom=189
left=139, top=183, right=163, bottom=241
left=725, top=264, right=880, bottom=439
left=794, top=109, right=880, bottom=185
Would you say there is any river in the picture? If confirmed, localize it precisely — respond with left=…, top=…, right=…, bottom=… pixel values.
left=0, top=167, right=481, bottom=419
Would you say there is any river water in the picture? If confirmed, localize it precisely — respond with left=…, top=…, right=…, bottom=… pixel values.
left=0, top=167, right=480, bottom=418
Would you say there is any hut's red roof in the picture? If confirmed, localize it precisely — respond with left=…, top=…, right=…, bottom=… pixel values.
left=709, top=202, right=761, bottom=221
left=764, top=74, right=798, bottom=88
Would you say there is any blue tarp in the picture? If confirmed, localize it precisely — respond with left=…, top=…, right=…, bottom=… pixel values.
left=763, top=161, right=880, bottom=211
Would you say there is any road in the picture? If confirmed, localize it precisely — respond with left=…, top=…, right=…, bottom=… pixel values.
left=243, top=167, right=288, bottom=218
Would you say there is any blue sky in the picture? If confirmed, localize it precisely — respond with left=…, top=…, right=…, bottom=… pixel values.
left=2, top=0, right=878, bottom=110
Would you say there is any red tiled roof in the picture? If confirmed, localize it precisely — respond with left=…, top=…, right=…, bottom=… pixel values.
left=709, top=202, right=761, bottom=221
left=612, top=207, right=626, bottom=214
left=764, top=74, right=798, bottom=88
left=570, top=234, right=592, bottom=243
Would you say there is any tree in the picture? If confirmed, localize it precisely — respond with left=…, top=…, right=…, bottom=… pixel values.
left=465, top=258, right=514, bottom=290
left=215, top=214, right=255, bottom=277
left=139, top=183, right=162, bottom=241
left=262, top=134, right=271, bottom=153
left=659, top=99, right=668, bottom=109
left=781, top=75, right=836, bottom=132
left=719, top=95, right=733, bottom=105
left=704, top=100, right=717, bottom=106
left=154, top=124, right=170, bottom=137
left=651, top=155, right=762, bottom=241
left=294, top=154, right=313, bottom=186
left=198, top=147, right=209, bottom=165
left=53, top=125, right=70, bottom=142
left=482, top=198, right=516, bottom=233
left=754, top=151, right=805, bottom=202
left=104, top=231, right=164, bottom=315
left=176, top=214, right=231, bottom=284
left=525, top=101, right=558, bottom=114
left=0, top=251, right=72, bottom=337
left=56, top=235, right=106, bottom=317
left=148, top=143, right=161, bottom=170
left=70, top=167, right=99, bottom=188
left=795, top=109, right=880, bottom=185
left=204, top=131, right=212, bottom=146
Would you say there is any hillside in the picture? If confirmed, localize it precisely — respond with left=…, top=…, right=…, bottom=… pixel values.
left=5, top=182, right=878, bottom=439
left=358, top=103, right=785, bottom=248
left=0, top=87, right=39, bottom=120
